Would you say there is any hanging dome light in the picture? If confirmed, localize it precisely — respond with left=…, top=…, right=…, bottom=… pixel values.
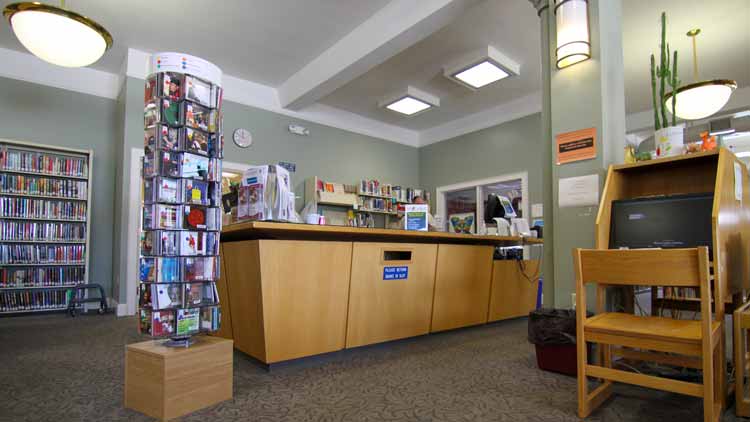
left=664, top=29, right=736, bottom=120
left=3, top=2, right=113, bottom=68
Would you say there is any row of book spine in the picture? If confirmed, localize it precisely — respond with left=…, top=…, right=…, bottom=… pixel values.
left=0, top=266, right=85, bottom=288
left=0, top=244, right=85, bottom=264
left=0, top=148, right=88, bottom=178
left=0, top=197, right=87, bottom=220
left=0, top=221, right=86, bottom=241
left=0, top=173, right=87, bottom=199
left=0, top=289, right=68, bottom=312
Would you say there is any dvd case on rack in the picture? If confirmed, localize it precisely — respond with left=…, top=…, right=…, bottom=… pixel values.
left=180, top=153, right=210, bottom=181
left=176, top=307, right=200, bottom=336
left=207, top=133, right=223, bottom=159
left=183, top=127, right=209, bottom=156
left=144, top=177, right=181, bottom=204
left=181, top=101, right=210, bottom=132
left=151, top=310, right=175, bottom=337
left=144, top=74, right=158, bottom=102
left=139, top=309, right=152, bottom=334
left=183, top=179, right=209, bottom=205
left=209, top=182, right=222, bottom=207
left=139, top=257, right=179, bottom=283
left=139, top=257, right=156, bottom=283
left=151, top=283, right=183, bottom=310
left=208, top=110, right=219, bottom=133
left=138, top=283, right=152, bottom=308
left=144, top=150, right=182, bottom=179
left=145, top=124, right=180, bottom=152
left=184, top=75, right=212, bottom=108
left=140, top=230, right=179, bottom=256
left=182, top=205, right=220, bottom=231
left=212, top=85, right=223, bottom=110
left=179, top=231, right=218, bottom=256
left=183, top=282, right=204, bottom=306
left=161, top=72, right=184, bottom=101
left=200, top=306, right=220, bottom=331
left=182, top=256, right=217, bottom=281
left=208, top=158, right=221, bottom=182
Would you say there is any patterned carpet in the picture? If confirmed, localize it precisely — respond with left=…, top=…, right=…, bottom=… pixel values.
left=0, top=313, right=740, bottom=421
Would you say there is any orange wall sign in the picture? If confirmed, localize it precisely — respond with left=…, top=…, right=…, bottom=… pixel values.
left=556, top=127, right=597, bottom=165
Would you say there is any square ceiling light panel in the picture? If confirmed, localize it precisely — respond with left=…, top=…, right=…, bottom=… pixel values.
left=444, top=46, right=520, bottom=90
left=379, top=86, right=440, bottom=116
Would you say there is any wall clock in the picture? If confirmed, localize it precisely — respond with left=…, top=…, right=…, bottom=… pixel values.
left=233, top=128, right=252, bottom=148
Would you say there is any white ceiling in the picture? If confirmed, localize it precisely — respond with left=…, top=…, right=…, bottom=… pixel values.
left=0, top=0, right=390, bottom=86
left=0, top=0, right=748, bottom=146
left=318, top=0, right=541, bottom=131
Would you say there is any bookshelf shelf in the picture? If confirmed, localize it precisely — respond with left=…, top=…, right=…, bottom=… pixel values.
left=0, top=216, right=86, bottom=223
left=0, top=139, right=92, bottom=315
left=356, top=208, right=397, bottom=216
left=0, top=284, right=78, bottom=291
left=0, top=192, right=87, bottom=201
left=0, top=239, right=86, bottom=244
left=0, top=168, right=89, bottom=180
left=357, top=192, right=391, bottom=200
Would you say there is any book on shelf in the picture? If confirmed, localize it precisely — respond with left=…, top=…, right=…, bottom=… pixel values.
left=0, top=266, right=84, bottom=288
left=0, top=289, right=68, bottom=312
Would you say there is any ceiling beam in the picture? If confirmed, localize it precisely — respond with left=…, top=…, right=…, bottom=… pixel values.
left=278, top=0, right=480, bottom=110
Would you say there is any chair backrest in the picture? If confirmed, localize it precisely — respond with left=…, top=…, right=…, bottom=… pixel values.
left=573, top=247, right=710, bottom=287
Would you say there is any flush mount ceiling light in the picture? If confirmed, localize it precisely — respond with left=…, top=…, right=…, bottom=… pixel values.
left=378, top=86, right=440, bottom=116
left=664, top=29, right=736, bottom=120
left=554, top=0, right=590, bottom=69
left=3, top=1, right=113, bottom=67
left=443, top=46, right=520, bottom=90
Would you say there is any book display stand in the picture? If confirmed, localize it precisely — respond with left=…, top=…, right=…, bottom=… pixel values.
left=138, top=52, right=225, bottom=346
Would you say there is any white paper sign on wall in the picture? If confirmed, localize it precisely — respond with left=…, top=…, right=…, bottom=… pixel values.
left=558, top=174, right=599, bottom=208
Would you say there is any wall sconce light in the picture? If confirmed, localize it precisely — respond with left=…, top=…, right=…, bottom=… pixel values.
left=554, top=0, right=590, bottom=69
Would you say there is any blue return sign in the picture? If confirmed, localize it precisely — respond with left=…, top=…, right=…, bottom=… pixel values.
left=383, top=266, right=409, bottom=280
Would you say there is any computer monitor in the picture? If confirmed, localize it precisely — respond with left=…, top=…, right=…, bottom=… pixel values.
left=484, top=194, right=516, bottom=223
left=609, top=192, right=713, bottom=252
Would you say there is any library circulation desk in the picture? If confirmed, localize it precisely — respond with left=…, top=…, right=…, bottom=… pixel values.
left=217, top=221, right=542, bottom=364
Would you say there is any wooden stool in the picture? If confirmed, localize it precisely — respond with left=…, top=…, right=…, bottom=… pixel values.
left=734, top=300, right=750, bottom=417
left=125, top=336, right=233, bottom=421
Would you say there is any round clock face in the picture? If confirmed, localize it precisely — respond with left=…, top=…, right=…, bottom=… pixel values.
left=233, top=128, right=252, bottom=148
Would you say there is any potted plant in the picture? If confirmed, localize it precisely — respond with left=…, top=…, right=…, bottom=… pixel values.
left=651, top=12, right=682, bottom=157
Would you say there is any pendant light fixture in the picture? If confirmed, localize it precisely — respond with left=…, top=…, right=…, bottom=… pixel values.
left=664, top=29, right=736, bottom=120
left=3, top=1, right=113, bottom=68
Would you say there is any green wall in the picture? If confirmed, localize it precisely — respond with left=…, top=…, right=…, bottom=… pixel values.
left=221, top=100, right=420, bottom=210
left=418, top=113, right=550, bottom=304
left=0, top=76, right=117, bottom=297
left=419, top=113, right=543, bottom=209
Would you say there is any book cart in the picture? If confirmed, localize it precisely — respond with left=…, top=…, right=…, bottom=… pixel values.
left=594, top=148, right=750, bottom=407
left=125, top=52, right=232, bottom=422
left=0, top=138, right=92, bottom=315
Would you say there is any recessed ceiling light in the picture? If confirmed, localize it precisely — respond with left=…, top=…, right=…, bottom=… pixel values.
left=444, top=46, right=519, bottom=91
left=379, top=86, right=439, bottom=117
left=453, top=61, right=510, bottom=89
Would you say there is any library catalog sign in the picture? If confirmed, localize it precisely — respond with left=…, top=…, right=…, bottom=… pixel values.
left=556, top=127, right=596, bottom=165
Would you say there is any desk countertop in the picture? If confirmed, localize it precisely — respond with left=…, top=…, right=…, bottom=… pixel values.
left=221, top=221, right=543, bottom=246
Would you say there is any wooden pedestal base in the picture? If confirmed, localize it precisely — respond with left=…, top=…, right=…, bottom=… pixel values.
left=125, top=336, right=233, bottom=421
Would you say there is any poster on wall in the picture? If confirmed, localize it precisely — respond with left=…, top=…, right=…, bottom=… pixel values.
left=448, top=212, right=475, bottom=234
left=556, top=127, right=596, bottom=165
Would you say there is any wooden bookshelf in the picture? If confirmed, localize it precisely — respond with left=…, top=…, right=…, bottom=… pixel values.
left=0, top=139, right=93, bottom=314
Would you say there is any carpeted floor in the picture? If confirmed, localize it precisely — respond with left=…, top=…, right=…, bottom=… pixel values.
left=0, top=313, right=740, bottom=421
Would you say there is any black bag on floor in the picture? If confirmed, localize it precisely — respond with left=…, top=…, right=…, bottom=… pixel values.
left=527, top=308, right=577, bottom=345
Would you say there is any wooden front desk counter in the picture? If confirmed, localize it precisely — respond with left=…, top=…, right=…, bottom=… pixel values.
left=217, top=222, right=541, bottom=363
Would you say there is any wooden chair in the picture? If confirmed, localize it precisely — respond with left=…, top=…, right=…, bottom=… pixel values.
left=573, top=247, right=723, bottom=422
left=733, top=300, right=750, bottom=417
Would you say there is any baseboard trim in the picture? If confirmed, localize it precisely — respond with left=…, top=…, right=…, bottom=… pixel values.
left=116, top=303, right=128, bottom=317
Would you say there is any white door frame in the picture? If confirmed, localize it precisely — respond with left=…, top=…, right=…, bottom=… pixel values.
left=123, top=152, right=248, bottom=316
left=436, top=171, right=529, bottom=233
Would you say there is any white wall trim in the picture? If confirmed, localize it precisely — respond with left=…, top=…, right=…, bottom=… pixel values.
left=0, top=47, right=121, bottom=99
left=419, top=92, right=542, bottom=146
left=435, top=171, right=529, bottom=234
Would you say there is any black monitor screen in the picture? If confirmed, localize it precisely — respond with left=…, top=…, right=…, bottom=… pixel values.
left=609, top=193, right=713, bottom=251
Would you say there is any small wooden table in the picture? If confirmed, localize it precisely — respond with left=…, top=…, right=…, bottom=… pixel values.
left=124, top=336, right=233, bottom=421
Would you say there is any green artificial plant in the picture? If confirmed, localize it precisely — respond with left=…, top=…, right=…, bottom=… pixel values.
left=650, top=12, right=679, bottom=130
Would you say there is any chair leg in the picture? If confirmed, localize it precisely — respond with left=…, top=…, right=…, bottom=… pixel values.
left=703, top=342, right=716, bottom=422
left=578, top=340, right=589, bottom=418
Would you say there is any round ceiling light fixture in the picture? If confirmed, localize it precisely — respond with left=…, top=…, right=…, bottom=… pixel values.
left=3, top=1, right=113, bottom=68
left=664, top=29, right=736, bottom=120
